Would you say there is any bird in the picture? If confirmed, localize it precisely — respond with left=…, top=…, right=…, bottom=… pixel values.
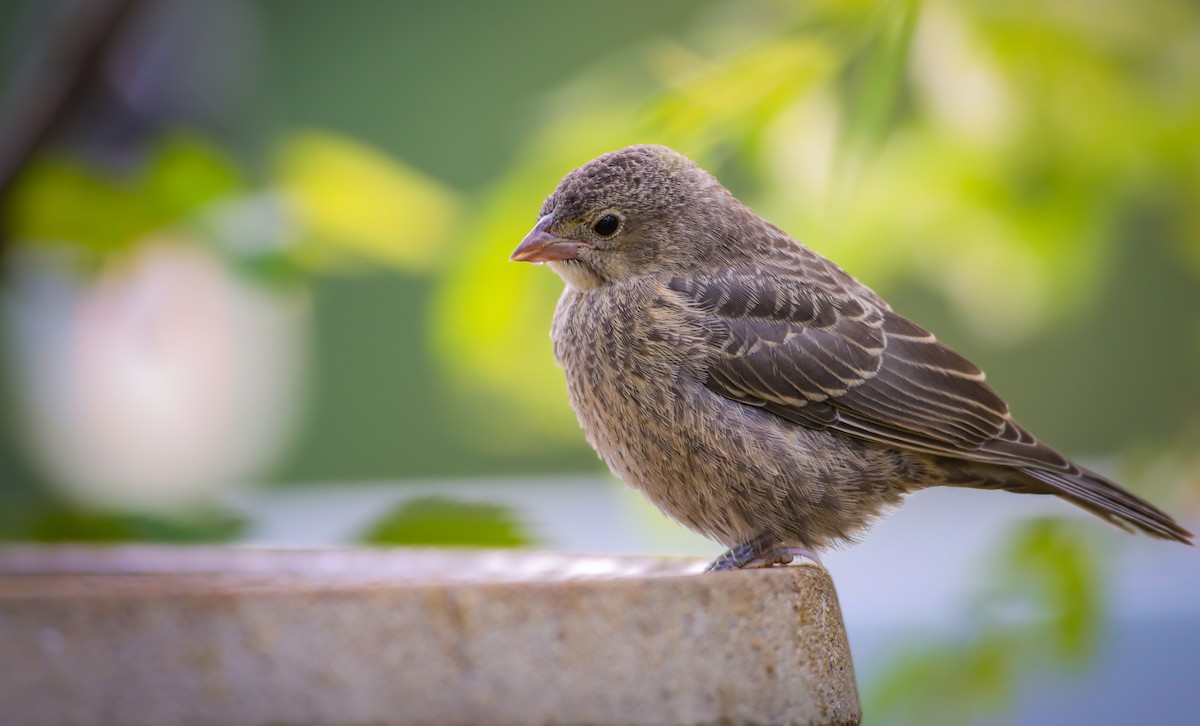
left=509, top=144, right=1194, bottom=571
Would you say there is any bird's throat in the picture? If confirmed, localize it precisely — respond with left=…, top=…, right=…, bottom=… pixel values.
left=549, top=259, right=606, bottom=291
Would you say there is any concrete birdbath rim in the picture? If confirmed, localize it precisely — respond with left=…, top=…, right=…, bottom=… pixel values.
left=0, top=545, right=858, bottom=725
left=0, top=545, right=826, bottom=598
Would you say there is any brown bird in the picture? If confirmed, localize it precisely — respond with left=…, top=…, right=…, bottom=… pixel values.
left=510, top=144, right=1193, bottom=571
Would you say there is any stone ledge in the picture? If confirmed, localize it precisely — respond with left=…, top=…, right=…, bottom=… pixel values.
left=0, top=547, right=860, bottom=726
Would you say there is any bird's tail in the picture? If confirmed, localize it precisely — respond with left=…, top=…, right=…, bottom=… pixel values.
left=1019, top=464, right=1194, bottom=544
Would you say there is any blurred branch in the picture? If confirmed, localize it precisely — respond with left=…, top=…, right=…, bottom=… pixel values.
left=0, top=0, right=141, bottom=257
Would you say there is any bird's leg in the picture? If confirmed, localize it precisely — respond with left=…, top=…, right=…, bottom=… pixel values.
left=706, top=535, right=822, bottom=572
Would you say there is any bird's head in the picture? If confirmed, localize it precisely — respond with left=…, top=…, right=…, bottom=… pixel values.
left=510, top=145, right=732, bottom=289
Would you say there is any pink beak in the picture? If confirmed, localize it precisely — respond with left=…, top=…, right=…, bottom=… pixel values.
left=510, top=214, right=582, bottom=263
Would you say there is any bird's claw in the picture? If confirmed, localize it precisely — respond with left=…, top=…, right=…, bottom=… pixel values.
left=706, top=537, right=822, bottom=572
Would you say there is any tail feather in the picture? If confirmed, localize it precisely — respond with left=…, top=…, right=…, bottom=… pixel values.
left=1020, top=464, right=1194, bottom=545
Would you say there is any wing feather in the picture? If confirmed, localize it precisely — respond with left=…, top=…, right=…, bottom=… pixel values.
left=663, top=254, right=1191, bottom=545
left=669, top=267, right=1046, bottom=466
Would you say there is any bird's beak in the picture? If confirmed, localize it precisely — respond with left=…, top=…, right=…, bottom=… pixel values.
left=510, top=214, right=582, bottom=263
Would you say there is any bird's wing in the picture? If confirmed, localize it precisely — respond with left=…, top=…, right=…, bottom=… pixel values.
left=667, top=264, right=1194, bottom=543
left=667, top=265, right=1067, bottom=470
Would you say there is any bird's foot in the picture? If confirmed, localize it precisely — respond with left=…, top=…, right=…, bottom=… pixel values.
left=745, top=547, right=822, bottom=569
left=706, top=536, right=822, bottom=572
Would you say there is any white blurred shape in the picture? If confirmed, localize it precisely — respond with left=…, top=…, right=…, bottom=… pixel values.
left=4, top=240, right=309, bottom=512
left=911, top=2, right=1014, bottom=143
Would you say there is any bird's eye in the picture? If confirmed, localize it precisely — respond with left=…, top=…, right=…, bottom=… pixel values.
left=592, top=214, right=620, bottom=237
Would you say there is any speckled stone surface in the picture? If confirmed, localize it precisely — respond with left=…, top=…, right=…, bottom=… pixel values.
left=0, top=547, right=860, bottom=725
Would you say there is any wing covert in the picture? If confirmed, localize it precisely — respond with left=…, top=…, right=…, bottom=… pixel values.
left=669, top=265, right=1064, bottom=470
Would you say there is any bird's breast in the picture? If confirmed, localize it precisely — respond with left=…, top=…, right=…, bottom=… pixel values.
left=550, top=284, right=708, bottom=481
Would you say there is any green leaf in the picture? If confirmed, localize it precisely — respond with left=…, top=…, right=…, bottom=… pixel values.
left=837, top=0, right=918, bottom=170
left=16, top=505, right=248, bottom=544
left=643, top=37, right=836, bottom=155
left=994, top=518, right=1103, bottom=664
left=6, top=132, right=245, bottom=256
left=273, top=131, right=460, bottom=272
left=143, top=133, right=244, bottom=223
left=359, top=496, right=535, bottom=548
left=7, top=156, right=155, bottom=252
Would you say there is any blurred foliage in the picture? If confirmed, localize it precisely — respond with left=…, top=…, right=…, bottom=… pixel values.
left=1124, top=419, right=1200, bottom=512
left=6, top=505, right=247, bottom=544
left=864, top=519, right=1104, bottom=724
left=433, top=0, right=1200, bottom=448
left=6, top=130, right=460, bottom=278
left=359, top=496, right=535, bottom=548
left=7, top=134, right=244, bottom=260
left=5, top=0, right=1195, bottom=480
left=273, top=131, right=460, bottom=273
